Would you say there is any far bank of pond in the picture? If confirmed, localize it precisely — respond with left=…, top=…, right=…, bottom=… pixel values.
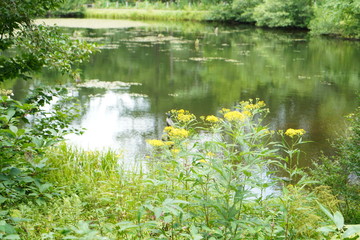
left=15, top=19, right=360, bottom=164
left=85, top=8, right=210, bottom=21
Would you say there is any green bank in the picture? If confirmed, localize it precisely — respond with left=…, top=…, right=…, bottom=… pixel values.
left=85, top=8, right=211, bottom=21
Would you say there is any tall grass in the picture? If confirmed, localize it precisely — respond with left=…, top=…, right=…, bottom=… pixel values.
left=85, top=8, right=211, bottom=21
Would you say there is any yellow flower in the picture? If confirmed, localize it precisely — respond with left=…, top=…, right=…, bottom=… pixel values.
left=220, top=108, right=230, bottom=114
left=164, top=126, right=173, bottom=132
left=224, top=111, right=246, bottom=122
left=165, top=141, right=174, bottom=146
left=164, top=126, right=189, bottom=138
left=198, top=159, right=207, bottom=163
left=146, top=139, right=165, bottom=147
left=169, top=109, right=195, bottom=123
left=171, top=148, right=180, bottom=154
left=177, top=113, right=195, bottom=122
left=284, top=128, right=306, bottom=138
left=206, top=152, right=216, bottom=157
left=205, top=115, right=220, bottom=123
left=243, top=110, right=252, bottom=117
left=243, top=100, right=266, bottom=111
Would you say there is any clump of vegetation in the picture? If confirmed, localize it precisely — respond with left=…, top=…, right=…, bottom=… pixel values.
left=49, top=0, right=87, bottom=18
left=309, top=0, right=360, bottom=39
left=311, top=104, right=360, bottom=224
left=253, top=0, right=313, bottom=28
left=0, top=1, right=96, bottom=238
left=4, top=99, right=358, bottom=239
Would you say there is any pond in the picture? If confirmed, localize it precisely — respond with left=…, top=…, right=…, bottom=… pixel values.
left=11, top=19, right=360, bottom=165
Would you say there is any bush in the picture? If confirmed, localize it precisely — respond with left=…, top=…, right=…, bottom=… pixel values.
left=209, top=0, right=262, bottom=22
left=253, top=0, right=313, bottom=28
left=231, top=0, right=262, bottom=22
left=309, top=0, right=360, bottom=39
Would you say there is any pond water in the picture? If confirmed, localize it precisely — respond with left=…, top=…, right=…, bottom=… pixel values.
left=11, top=19, right=360, bottom=164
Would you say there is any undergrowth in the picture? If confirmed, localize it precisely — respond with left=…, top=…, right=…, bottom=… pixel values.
left=2, top=99, right=360, bottom=239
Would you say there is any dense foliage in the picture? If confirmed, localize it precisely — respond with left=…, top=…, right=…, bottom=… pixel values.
left=309, top=0, right=360, bottom=39
left=88, top=0, right=360, bottom=38
left=0, top=0, right=95, bottom=238
left=253, top=0, right=313, bottom=28
left=0, top=0, right=96, bottom=81
left=5, top=100, right=359, bottom=239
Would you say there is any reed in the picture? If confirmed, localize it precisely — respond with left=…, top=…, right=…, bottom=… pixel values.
left=85, top=8, right=211, bottom=21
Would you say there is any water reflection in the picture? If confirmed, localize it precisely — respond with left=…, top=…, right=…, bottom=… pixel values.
left=8, top=20, right=360, bottom=163
left=68, top=89, right=164, bottom=161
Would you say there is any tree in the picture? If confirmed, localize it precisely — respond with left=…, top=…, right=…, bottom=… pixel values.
left=0, top=0, right=96, bottom=209
left=0, top=0, right=96, bottom=81
left=309, top=0, right=360, bottom=38
left=253, top=0, right=313, bottom=28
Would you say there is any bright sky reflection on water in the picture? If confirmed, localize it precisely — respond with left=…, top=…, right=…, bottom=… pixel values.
left=67, top=90, right=160, bottom=162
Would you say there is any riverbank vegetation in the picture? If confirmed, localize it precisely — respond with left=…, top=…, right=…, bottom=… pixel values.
left=1, top=97, right=359, bottom=239
left=60, top=0, right=360, bottom=39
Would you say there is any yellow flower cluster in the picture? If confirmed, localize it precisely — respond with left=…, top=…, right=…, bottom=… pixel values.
left=285, top=128, right=306, bottom=138
left=146, top=139, right=174, bottom=147
left=243, top=110, right=252, bottom=117
left=221, top=108, right=230, bottom=113
left=164, top=126, right=189, bottom=138
left=146, top=139, right=165, bottom=147
left=205, top=115, right=220, bottom=123
left=171, top=148, right=180, bottom=154
left=224, top=111, right=246, bottom=122
left=171, top=109, right=195, bottom=123
left=243, top=100, right=266, bottom=111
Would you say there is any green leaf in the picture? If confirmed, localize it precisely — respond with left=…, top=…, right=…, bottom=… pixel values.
left=6, top=109, right=16, bottom=119
left=9, top=168, right=21, bottom=176
left=0, top=196, right=7, bottom=204
left=16, top=129, right=25, bottom=136
left=190, top=225, right=203, bottom=240
left=154, top=207, right=162, bottom=219
left=3, top=234, right=21, bottom=239
left=116, top=221, right=139, bottom=232
left=317, top=201, right=334, bottom=221
left=317, top=226, right=335, bottom=234
left=9, top=125, right=18, bottom=135
left=333, top=211, right=344, bottom=230
left=343, top=225, right=360, bottom=238
left=164, top=215, right=173, bottom=223
left=31, top=137, right=44, bottom=148
left=38, top=183, right=52, bottom=192
left=0, top=221, right=17, bottom=234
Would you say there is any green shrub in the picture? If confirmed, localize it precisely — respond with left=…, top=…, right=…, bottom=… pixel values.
left=253, top=0, right=313, bottom=28
left=309, top=0, right=360, bottom=38
left=231, top=0, right=262, bottom=22
left=209, top=0, right=262, bottom=22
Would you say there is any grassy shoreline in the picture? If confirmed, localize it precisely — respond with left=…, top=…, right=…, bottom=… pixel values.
left=85, top=8, right=211, bottom=21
